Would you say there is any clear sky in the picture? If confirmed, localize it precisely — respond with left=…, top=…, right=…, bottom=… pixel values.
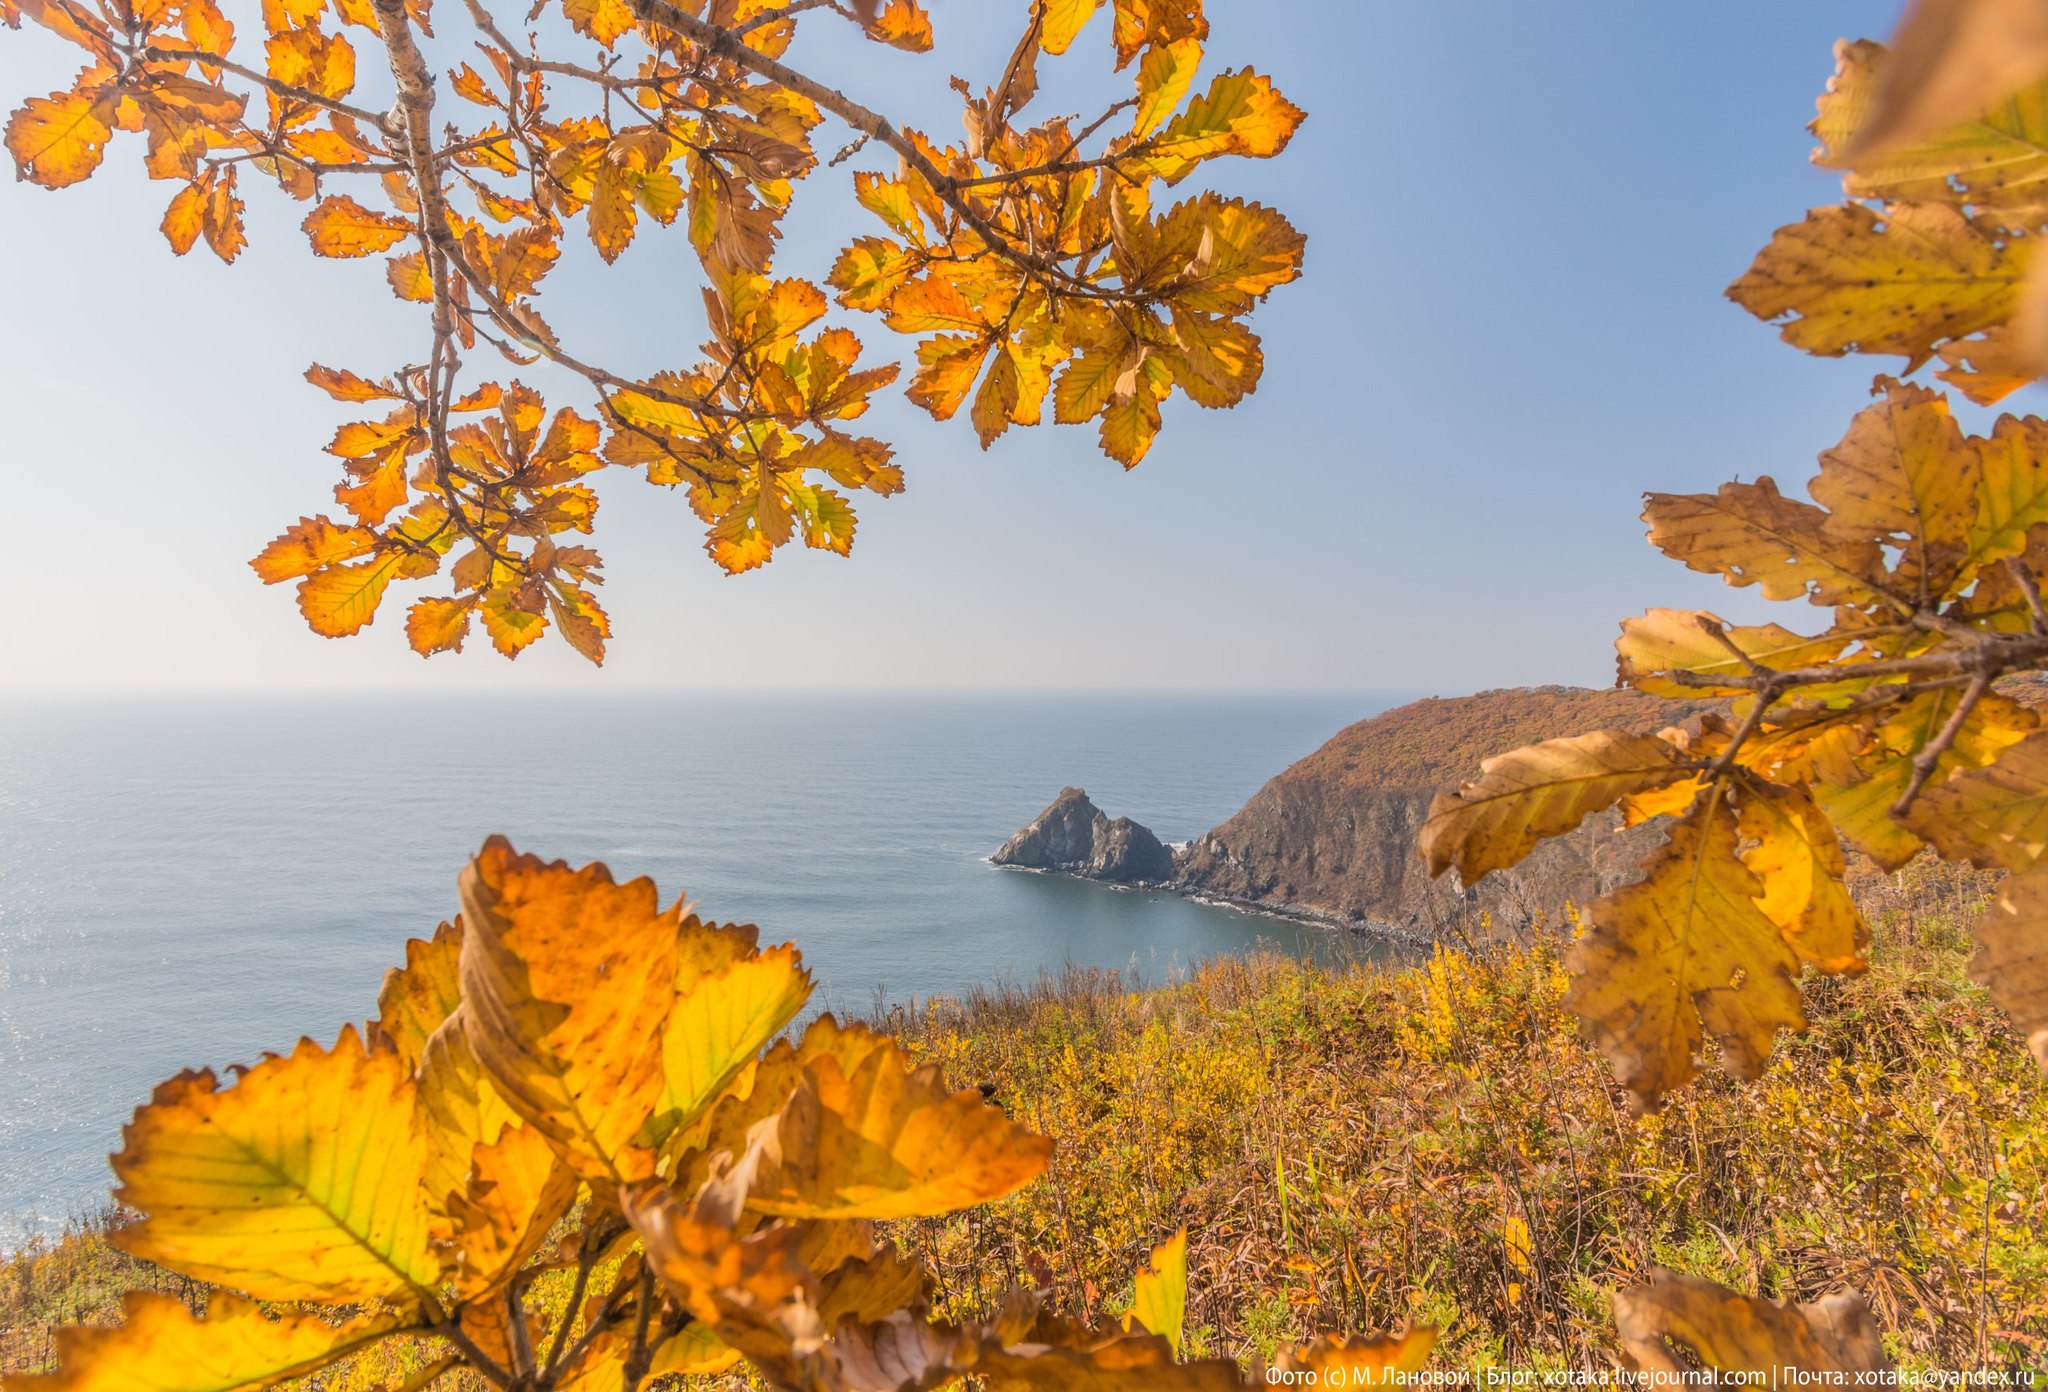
left=1, top=0, right=1934, bottom=693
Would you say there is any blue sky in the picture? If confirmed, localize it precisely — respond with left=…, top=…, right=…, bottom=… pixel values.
left=0, top=0, right=1929, bottom=692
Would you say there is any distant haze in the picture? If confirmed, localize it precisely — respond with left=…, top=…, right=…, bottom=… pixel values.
left=1, top=1, right=1932, bottom=693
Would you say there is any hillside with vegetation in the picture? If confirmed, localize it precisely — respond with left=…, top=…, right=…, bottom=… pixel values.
left=4, top=859, right=2041, bottom=1380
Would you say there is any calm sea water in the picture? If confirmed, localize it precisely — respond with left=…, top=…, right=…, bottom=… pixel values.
left=0, top=692, right=1404, bottom=1231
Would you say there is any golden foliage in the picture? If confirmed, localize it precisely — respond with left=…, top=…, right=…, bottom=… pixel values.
left=6, top=0, right=1304, bottom=662
left=6, top=842, right=1432, bottom=1392
left=1424, top=1, right=2048, bottom=1146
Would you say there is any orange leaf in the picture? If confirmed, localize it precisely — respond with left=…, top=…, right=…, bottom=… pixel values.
left=306, top=363, right=396, bottom=402
left=250, top=515, right=378, bottom=582
left=303, top=193, right=412, bottom=257
left=406, top=595, right=475, bottom=656
left=6, top=83, right=114, bottom=187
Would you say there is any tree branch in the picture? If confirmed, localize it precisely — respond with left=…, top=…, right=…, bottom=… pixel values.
left=621, top=0, right=1135, bottom=302
left=140, top=44, right=393, bottom=128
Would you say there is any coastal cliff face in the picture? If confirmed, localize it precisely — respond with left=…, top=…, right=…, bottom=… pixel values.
left=1172, top=686, right=1716, bottom=932
left=995, top=687, right=1717, bottom=934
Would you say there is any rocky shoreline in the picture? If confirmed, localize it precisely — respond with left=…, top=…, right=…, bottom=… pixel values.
left=990, top=687, right=1714, bottom=943
left=988, top=786, right=1434, bottom=947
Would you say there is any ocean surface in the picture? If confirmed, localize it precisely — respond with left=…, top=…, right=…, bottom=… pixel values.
left=0, top=692, right=1408, bottom=1233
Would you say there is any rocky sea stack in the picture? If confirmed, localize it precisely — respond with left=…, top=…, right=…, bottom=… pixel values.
left=990, top=787, right=1176, bottom=883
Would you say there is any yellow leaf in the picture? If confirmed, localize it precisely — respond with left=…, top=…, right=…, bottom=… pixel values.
left=1108, top=0, right=1205, bottom=70
left=1908, top=727, right=2048, bottom=871
left=416, top=1008, right=523, bottom=1213
left=1167, top=308, right=1261, bottom=406
left=746, top=1036, right=1053, bottom=1219
left=1565, top=794, right=1806, bottom=1110
left=480, top=589, right=548, bottom=656
left=296, top=553, right=401, bottom=637
left=656, top=941, right=813, bottom=1140
left=1156, top=195, right=1305, bottom=314
left=9, top=1291, right=411, bottom=1392
left=648, top=1323, right=742, bottom=1378
left=386, top=251, right=434, bottom=301
left=1280, top=1330, right=1438, bottom=1384
left=1970, top=864, right=2048, bottom=1069
left=907, top=334, right=992, bottom=420
left=1736, top=783, right=1869, bottom=975
left=1502, top=1215, right=1532, bottom=1275
left=1098, top=354, right=1171, bottom=467
left=1615, top=608, right=1847, bottom=699
left=1054, top=338, right=1131, bottom=424
left=439, top=1121, right=578, bottom=1299
left=334, top=452, right=408, bottom=525
left=546, top=584, right=609, bottom=665
left=111, top=1027, right=443, bottom=1304
left=1039, top=0, right=1102, bottom=56
left=302, top=193, right=411, bottom=257
left=1142, top=68, right=1303, bottom=184
left=971, top=347, right=1022, bottom=448
left=456, top=838, right=681, bottom=1186
left=1838, top=0, right=2048, bottom=164
left=1727, top=203, right=2023, bottom=370
left=1968, top=412, right=2048, bottom=572
left=1124, top=1227, right=1186, bottom=1356
left=1815, top=38, right=2048, bottom=209
left=829, top=236, right=919, bottom=311
left=1642, top=477, right=1891, bottom=608
left=6, top=83, right=114, bottom=188
left=1810, top=378, right=1979, bottom=596
left=1133, top=37, right=1201, bottom=140
left=1615, top=1269, right=1888, bottom=1377
left=620, top=1179, right=807, bottom=1329
left=1419, top=730, right=1688, bottom=885
left=264, top=28, right=354, bottom=101
left=374, top=918, right=463, bottom=1071
left=1818, top=689, right=2036, bottom=868
left=587, top=160, right=636, bottom=263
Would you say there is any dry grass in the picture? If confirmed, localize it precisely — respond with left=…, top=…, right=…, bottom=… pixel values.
left=883, top=859, right=2048, bottom=1371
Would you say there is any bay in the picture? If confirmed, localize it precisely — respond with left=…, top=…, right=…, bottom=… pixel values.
left=0, top=691, right=1406, bottom=1230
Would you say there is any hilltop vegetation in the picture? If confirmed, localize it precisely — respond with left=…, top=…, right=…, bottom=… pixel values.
left=1282, top=688, right=1719, bottom=795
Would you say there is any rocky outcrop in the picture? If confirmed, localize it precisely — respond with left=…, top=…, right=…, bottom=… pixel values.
left=991, top=787, right=1176, bottom=883
left=994, top=687, right=1720, bottom=936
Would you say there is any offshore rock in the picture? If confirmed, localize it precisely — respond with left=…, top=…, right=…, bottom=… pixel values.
left=991, top=787, right=1176, bottom=883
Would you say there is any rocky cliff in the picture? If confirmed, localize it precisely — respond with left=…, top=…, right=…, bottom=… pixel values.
left=995, top=686, right=1717, bottom=935
left=1172, top=686, right=1721, bottom=933
left=991, top=786, right=1176, bottom=883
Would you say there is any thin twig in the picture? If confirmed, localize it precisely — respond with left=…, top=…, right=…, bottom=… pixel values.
left=1892, top=672, right=1993, bottom=816
left=2008, top=555, right=2048, bottom=636
left=140, top=44, right=393, bottom=127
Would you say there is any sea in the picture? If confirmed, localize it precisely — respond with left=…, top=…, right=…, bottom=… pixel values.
left=0, top=691, right=1409, bottom=1234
